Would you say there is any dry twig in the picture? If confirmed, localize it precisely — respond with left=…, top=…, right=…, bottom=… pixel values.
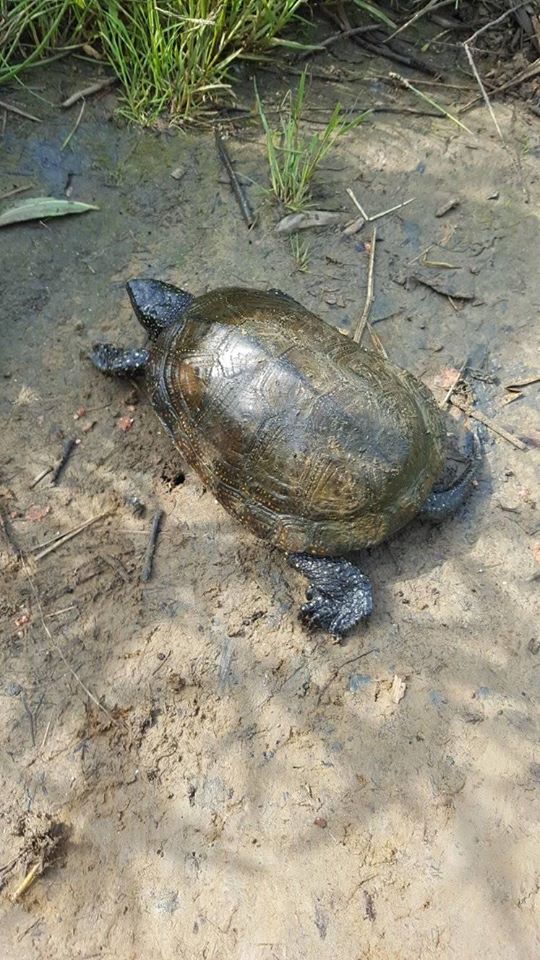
left=34, top=511, right=111, bottom=561
left=462, top=3, right=530, bottom=139
left=317, top=649, right=378, bottom=705
left=141, top=509, right=164, bottom=582
left=440, top=357, right=469, bottom=407
left=387, top=0, right=455, bottom=42
left=11, top=862, right=42, bottom=902
left=0, top=183, right=35, bottom=202
left=0, top=99, right=41, bottom=122
left=352, top=227, right=377, bottom=345
left=451, top=397, right=527, bottom=450
left=50, top=437, right=78, bottom=485
left=29, top=466, right=53, bottom=489
left=299, top=24, right=379, bottom=59
left=460, top=57, right=540, bottom=113
left=346, top=187, right=415, bottom=225
left=215, top=130, right=256, bottom=229
left=61, top=76, right=117, bottom=108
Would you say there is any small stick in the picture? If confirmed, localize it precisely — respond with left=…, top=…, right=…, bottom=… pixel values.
left=0, top=99, right=41, bottom=122
left=61, top=99, right=85, bottom=151
left=352, top=227, right=377, bottom=345
left=346, top=187, right=415, bottom=223
left=450, top=397, right=527, bottom=450
left=29, top=466, right=53, bottom=489
left=370, top=105, right=440, bottom=117
left=61, top=76, right=117, bottom=109
left=390, top=72, right=474, bottom=135
left=368, top=197, right=415, bottom=223
left=17, top=918, right=41, bottom=942
left=50, top=437, right=78, bottom=485
left=440, top=357, right=468, bottom=407
left=32, top=517, right=100, bottom=553
left=11, top=861, right=42, bottom=902
left=215, top=130, right=256, bottom=229
left=47, top=604, right=77, bottom=618
left=141, top=509, right=164, bottom=582
left=299, top=24, right=379, bottom=59
left=465, top=3, right=528, bottom=46
left=460, top=4, right=530, bottom=131
left=386, top=0, right=454, bottom=41
left=34, top=511, right=110, bottom=561
left=40, top=709, right=56, bottom=751
left=0, top=183, right=34, bottom=202
left=317, top=648, right=378, bottom=705
left=464, top=58, right=540, bottom=110
left=347, top=188, right=369, bottom=220
left=463, top=45, right=503, bottom=140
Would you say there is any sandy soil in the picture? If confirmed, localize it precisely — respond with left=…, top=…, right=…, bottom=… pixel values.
left=1, top=48, right=539, bottom=960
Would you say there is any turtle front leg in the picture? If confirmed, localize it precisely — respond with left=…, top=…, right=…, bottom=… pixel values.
left=90, top=343, right=149, bottom=377
left=288, top=553, right=373, bottom=639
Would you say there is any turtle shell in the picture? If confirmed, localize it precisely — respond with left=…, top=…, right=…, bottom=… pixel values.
left=146, top=288, right=446, bottom=555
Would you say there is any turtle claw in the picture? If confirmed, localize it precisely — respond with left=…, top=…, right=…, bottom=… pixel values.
left=288, top=554, right=373, bottom=639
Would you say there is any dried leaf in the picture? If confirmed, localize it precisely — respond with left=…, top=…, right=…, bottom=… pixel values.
left=0, top=197, right=99, bottom=227
left=276, top=211, right=341, bottom=234
left=390, top=674, right=407, bottom=704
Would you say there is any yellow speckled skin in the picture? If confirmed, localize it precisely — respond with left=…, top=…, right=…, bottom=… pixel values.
left=146, top=288, right=446, bottom=555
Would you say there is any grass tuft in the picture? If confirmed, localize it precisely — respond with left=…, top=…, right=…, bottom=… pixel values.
left=289, top=233, right=310, bottom=271
left=256, top=70, right=368, bottom=210
left=0, top=0, right=307, bottom=123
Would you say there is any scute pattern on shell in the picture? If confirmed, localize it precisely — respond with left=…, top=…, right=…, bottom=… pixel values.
left=146, top=288, right=446, bottom=555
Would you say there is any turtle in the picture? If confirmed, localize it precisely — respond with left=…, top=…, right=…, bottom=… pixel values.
left=90, top=280, right=480, bottom=638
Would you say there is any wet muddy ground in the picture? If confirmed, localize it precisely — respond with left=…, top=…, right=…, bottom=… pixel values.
left=1, top=47, right=539, bottom=960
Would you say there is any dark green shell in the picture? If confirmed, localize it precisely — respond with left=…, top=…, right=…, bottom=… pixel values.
left=146, top=288, right=446, bottom=555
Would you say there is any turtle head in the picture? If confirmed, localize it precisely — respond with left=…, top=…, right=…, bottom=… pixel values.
left=127, top=278, right=193, bottom=340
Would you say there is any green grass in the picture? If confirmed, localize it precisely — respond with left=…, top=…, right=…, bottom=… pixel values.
left=289, top=233, right=310, bottom=271
left=0, top=1, right=479, bottom=125
left=256, top=69, right=368, bottom=210
left=0, top=0, right=307, bottom=122
left=0, top=1, right=87, bottom=85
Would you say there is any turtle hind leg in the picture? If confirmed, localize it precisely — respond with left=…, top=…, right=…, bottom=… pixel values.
left=420, top=428, right=482, bottom=523
left=288, top=553, right=373, bottom=639
left=90, top=343, right=149, bottom=377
